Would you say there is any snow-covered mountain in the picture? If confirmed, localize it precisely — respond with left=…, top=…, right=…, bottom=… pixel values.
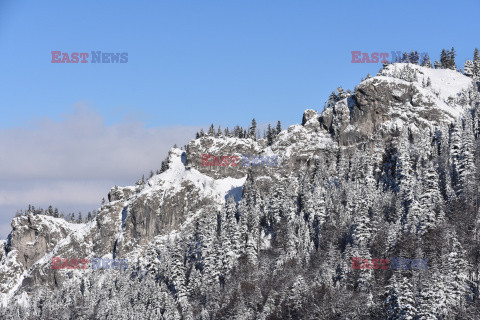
left=1, top=63, right=480, bottom=319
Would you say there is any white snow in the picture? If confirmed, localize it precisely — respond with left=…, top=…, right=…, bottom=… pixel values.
left=360, top=63, right=476, bottom=129
left=145, top=148, right=247, bottom=209
left=383, top=63, right=473, bottom=101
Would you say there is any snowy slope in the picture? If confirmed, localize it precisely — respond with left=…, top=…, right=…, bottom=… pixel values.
left=379, top=63, right=473, bottom=101
left=1, top=62, right=480, bottom=318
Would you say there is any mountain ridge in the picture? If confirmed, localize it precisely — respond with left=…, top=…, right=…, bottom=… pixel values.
left=1, top=62, right=480, bottom=319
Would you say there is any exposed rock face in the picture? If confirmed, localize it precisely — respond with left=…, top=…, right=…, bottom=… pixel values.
left=302, top=109, right=319, bottom=126
left=0, top=215, right=88, bottom=296
left=321, top=79, right=464, bottom=146
left=108, top=185, right=136, bottom=202
left=93, top=201, right=124, bottom=256
left=8, top=215, right=73, bottom=269
left=118, top=181, right=213, bottom=252
left=0, top=240, right=5, bottom=261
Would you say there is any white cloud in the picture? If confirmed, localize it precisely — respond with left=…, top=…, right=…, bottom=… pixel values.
left=0, top=223, right=11, bottom=241
left=0, top=180, right=112, bottom=206
left=0, top=104, right=201, bottom=239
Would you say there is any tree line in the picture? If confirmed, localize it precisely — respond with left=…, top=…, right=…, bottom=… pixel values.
left=195, top=119, right=282, bottom=145
left=15, top=204, right=97, bottom=224
left=385, top=47, right=480, bottom=77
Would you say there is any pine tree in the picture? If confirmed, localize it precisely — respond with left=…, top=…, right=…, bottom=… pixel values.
left=440, top=49, right=448, bottom=68
left=225, top=196, right=240, bottom=256
left=449, top=46, right=457, bottom=70
left=351, top=190, right=373, bottom=249
left=420, top=53, right=432, bottom=68
left=276, top=121, right=282, bottom=135
left=464, top=60, right=474, bottom=77
left=396, top=276, right=418, bottom=318
left=327, top=91, right=338, bottom=108
left=450, top=117, right=475, bottom=202
left=458, top=115, right=476, bottom=202
left=208, top=124, right=215, bottom=135
left=266, top=124, right=274, bottom=146
left=409, top=51, right=420, bottom=64
left=385, top=274, right=418, bottom=319
left=473, top=48, right=480, bottom=79
left=161, top=159, right=169, bottom=173
left=248, top=118, right=257, bottom=140
left=416, top=160, right=445, bottom=234
left=444, top=235, right=469, bottom=307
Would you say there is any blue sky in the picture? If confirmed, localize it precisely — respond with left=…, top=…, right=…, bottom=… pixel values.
left=0, top=0, right=479, bottom=238
left=1, top=0, right=479, bottom=129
